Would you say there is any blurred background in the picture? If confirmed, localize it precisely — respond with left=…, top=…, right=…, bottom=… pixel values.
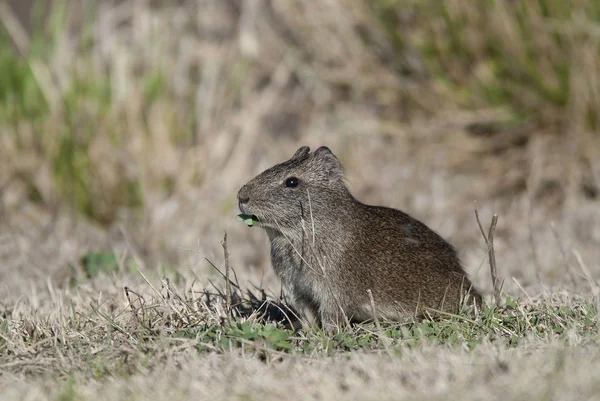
left=1, top=0, right=599, bottom=302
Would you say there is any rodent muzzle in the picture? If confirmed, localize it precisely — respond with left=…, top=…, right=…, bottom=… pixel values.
left=237, top=187, right=250, bottom=213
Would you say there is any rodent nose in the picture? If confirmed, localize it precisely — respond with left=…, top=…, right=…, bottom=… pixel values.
left=237, top=187, right=250, bottom=210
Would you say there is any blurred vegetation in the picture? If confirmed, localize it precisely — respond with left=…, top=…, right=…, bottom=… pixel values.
left=80, top=251, right=120, bottom=278
left=1, top=0, right=599, bottom=223
left=373, top=0, right=600, bottom=128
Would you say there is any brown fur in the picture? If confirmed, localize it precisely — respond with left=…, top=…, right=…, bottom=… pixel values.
left=237, top=146, right=482, bottom=331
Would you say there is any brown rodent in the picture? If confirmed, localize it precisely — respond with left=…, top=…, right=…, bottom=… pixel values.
left=237, top=146, right=482, bottom=331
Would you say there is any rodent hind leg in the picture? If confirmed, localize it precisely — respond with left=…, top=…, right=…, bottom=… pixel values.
left=290, top=292, right=320, bottom=328
left=319, top=301, right=352, bottom=336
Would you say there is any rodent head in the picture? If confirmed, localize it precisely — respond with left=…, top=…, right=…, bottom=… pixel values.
left=237, top=146, right=348, bottom=231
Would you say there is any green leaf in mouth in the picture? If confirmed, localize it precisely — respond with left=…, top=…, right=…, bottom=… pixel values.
left=236, top=214, right=259, bottom=227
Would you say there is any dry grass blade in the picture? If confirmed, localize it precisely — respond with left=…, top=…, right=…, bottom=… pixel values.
left=367, top=288, right=392, bottom=352
left=222, top=231, right=232, bottom=318
left=0, top=1, right=29, bottom=54
left=89, top=303, right=137, bottom=344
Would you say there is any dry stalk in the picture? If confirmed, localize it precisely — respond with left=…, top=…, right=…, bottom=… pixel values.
left=367, top=289, right=382, bottom=333
left=221, top=231, right=232, bottom=317
left=367, top=289, right=392, bottom=352
left=124, top=286, right=142, bottom=326
left=475, top=209, right=501, bottom=308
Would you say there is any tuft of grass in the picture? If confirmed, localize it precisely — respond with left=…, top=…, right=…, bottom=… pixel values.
left=80, top=251, right=120, bottom=279
left=371, top=0, right=600, bottom=131
left=0, top=34, right=48, bottom=123
left=58, top=378, right=80, bottom=401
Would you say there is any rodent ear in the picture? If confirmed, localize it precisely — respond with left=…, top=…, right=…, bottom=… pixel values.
left=313, top=146, right=343, bottom=179
left=292, top=146, right=310, bottom=159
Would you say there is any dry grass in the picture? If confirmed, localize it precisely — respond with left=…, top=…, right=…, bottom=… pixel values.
left=0, top=269, right=598, bottom=400
left=1, top=0, right=600, bottom=399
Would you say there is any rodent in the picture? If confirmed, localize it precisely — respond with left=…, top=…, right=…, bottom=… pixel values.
left=237, top=145, right=482, bottom=331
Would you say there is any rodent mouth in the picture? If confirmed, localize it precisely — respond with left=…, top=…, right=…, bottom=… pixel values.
left=236, top=214, right=260, bottom=227
left=238, top=201, right=259, bottom=218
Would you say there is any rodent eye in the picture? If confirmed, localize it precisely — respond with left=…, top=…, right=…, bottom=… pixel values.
left=284, top=177, right=300, bottom=188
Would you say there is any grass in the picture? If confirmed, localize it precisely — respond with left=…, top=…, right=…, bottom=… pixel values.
left=1, top=274, right=597, bottom=369
left=1, top=263, right=599, bottom=400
